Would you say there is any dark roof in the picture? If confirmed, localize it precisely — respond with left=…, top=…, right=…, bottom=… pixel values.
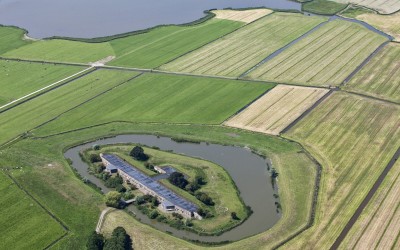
left=102, top=154, right=198, bottom=212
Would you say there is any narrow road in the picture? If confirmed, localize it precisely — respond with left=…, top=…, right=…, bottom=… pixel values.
left=96, top=207, right=115, bottom=233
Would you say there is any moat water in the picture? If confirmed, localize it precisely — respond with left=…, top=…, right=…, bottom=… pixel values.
left=64, top=134, right=281, bottom=242
left=0, top=0, right=301, bottom=39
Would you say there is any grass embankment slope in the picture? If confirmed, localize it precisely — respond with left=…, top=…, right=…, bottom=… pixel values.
left=89, top=145, right=247, bottom=233
left=33, top=73, right=274, bottom=136
left=161, top=13, right=327, bottom=77
left=26, top=122, right=317, bottom=249
left=225, top=85, right=329, bottom=135
left=0, top=26, right=31, bottom=54
left=283, top=92, right=400, bottom=249
left=246, top=19, right=388, bottom=86
left=339, top=160, right=400, bottom=249
left=344, top=43, right=400, bottom=103
left=0, top=171, right=65, bottom=249
left=0, top=60, right=85, bottom=106
left=302, top=0, right=347, bottom=15
left=332, top=0, right=400, bottom=14
left=0, top=69, right=139, bottom=145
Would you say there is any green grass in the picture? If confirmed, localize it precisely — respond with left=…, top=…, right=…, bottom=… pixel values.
left=246, top=19, right=388, bottom=86
left=0, top=69, right=139, bottom=146
left=108, top=19, right=243, bottom=69
left=340, top=6, right=374, bottom=18
left=0, top=170, right=65, bottom=249
left=344, top=43, right=400, bottom=103
left=302, top=0, right=348, bottom=15
left=0, top=26, right=31, bottom=54
left=161, top=12, right=327, bottom=77
left=283, top=92, right=400, bottom=249
left=2, top=39, right=115, bottom=64
left=0, top=60, right=85, bottom=106
left=7, top=122, right=317, bottom=249
left=33, top=73, right=273, bottom=135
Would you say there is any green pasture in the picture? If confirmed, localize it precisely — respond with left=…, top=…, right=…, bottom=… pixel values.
left=284, top=92, right=400, bottom=249
left=302, top=0, right=348, bottom=15
left=0, top=26, right=31, bottom=54
left=161, top=13, right=327, bottom=77
left=0, top=171, right=65, bottom=250
left=0, top=60, right=85, bottom=106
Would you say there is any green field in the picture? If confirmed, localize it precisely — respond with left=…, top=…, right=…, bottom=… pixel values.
left=34, top=73, right=273, bottom=135
left=108, top=19, right=243, bottom=69
left=0, top=26, right=31, bottom=54
left=0, top=60, right=85, bottom=106
left=0, top=69, right=138, bottom=145
left=2, top=39, right=115, bottom=64
left=246, top=19, right=388, bottom=86
left=0, top=170, right=65, bottom=249
left=344, top=43, right=400, bottom=103
left=160, top=13, right=327, bottom=77
left=284, top=92, right=400, bottom=249
left=302, top=0, right=348, bottom=15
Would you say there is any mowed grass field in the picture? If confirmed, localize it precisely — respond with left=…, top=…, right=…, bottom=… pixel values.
left=0, top=171, right=65, bottom=249
left=34, top=73, right=273, bottom=135
left=345, top=43, right=400, bottom=103
left=333, top=0, right=400, bottom=13
left=0, top=26, right=31, bottom=54
left=246, top=19, right=388, bottom=86
left=354, top=11, right=400, bottom=41
left=108, top=19, right=243, bottom=69
left=0, top=69, right=139, bottom=145
left=161, top=13, right=327, bottom=77
left=212, top=9, right=273, bottom=23
left=2, top=39, right=115, bottom=64
left=225, top=85, right=329, bottom=135
left=0, top=60, right=85, bottom=106
left=284, top=92, right=400, bottom=249
left=339, top=160, right=400, bottom=250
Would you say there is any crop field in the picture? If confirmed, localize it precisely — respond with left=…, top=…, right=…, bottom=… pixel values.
left=108, top=19, right=243, bottom=69
left=34, top=74, right=273, bottom=136
left=0, top=171, right=65, bottom=249
left=302, top=0, right=348, bottom=15
left=0, top=60, right=85, bottom=106
left=225, top=85, right=329, bottom=135
left=160, top=13, right=327, bottom=77
left=339, top=160, right=400, bottom=249
left=284, top=92, right=400, bottom=249
left=246, top=19, right=388, bottom=87
left=345, top=43, right=400, bottom=103
left=0, top=69, right=139, bottom=145
left=212, top=9, right=273, bottom=23
left=332, top=0, right=400, bottom=14
left=0, top=26, right=31, bottom=54
left=2, top=39, right=115, bottom=64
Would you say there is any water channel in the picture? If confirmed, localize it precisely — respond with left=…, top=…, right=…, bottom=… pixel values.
left=64, top=134, right=280, bottom=242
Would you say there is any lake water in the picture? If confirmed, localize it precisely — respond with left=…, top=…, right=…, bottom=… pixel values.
left=0, top=0, right=301, bottom=39
left=64, top=134, right=281, bottom=242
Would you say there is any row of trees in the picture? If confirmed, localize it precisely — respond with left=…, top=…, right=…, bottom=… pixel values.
left=87, top=227, right=132, bottom=250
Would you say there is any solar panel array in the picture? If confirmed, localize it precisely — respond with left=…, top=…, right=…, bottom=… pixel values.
left=102, top=154, right=198, bottom=212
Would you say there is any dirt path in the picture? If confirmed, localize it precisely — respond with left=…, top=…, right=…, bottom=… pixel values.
left=96, top=207, right=115, bottom=233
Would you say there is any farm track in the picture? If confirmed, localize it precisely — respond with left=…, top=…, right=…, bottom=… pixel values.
left=331, top=147, right=400, bottom=249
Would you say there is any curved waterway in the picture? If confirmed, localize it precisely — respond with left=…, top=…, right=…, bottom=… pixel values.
left=0, top=0, right=300, bottom=39
left=64, top=134, right=280, bottom=242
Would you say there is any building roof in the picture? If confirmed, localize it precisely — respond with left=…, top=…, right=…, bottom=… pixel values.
left=160, top=166, right=176, bottom=175
left=102, top=154, right=198, bottom=212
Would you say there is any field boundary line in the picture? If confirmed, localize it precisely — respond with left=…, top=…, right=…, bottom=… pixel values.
left=341, top=40, right=391, bottom=86
left=0, top=56, right=89, bottom=67
left=342, top=90, right=400, bottom=106
left=0, top=66, right=94, bottom=111
left=330, top=147, right=400, bottom=250
left=280, top=89, right=335, bottom=134
left=0, top=67, right=98, bottom=114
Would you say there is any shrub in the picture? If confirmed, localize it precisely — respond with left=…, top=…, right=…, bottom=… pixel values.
left=129, top=146, right=149, bottom=161
left=105, top=175, right=123, bottom=188
left=86, top=231, right=104, bottom=250
left=115, top=184, right=126, bottom=193
left=168, top=172, right=188, bottom=189
left=89, top=154, right=102, bottom=163
left=195, top=192, right=215, bottom=206
left=149, top=210, right=159, bottom=219
left=105, top=191, right=122, bottom=208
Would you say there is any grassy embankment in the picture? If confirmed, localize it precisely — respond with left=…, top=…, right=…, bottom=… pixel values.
left=339, top=160, right=400, bottom=249
left=0, top=171, right=66, bottom=249
left=330, top=0, right=400, bottom=14
left=344, top=43, right=400, bottom=103
left=0, top=60, right=85, bottom=106
left=246, top=19, right=388, bottom=87
left=0, top=26, right=31, bottom=54
left=84, top=144, right=248, bottom=234
left=302, top=0, right=347, bottom=15
left=0, top=69, right=139, bottom=146
left=283, top=91, right=400, bottom=249
left=160, top=12, right=327, bottom=77
left=33, top=73, right=274, bottom=136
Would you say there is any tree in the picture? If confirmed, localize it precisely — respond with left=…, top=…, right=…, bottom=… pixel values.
left=195, top=191, right=215, bottom=206
left=87, top=231, right=105, bottom=250
left=104, top=227, right=132, bottom=250
left=105, top=191, right=122, bottom=208
left=129, top=146, right=149, bottom=161
left=231, top=212, right=240, bottom=220
left=89, top=154, right=102, bottom=163
left=168, top=172, right=188, bottom=189
left=115, top=184, right=126, bottom=193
